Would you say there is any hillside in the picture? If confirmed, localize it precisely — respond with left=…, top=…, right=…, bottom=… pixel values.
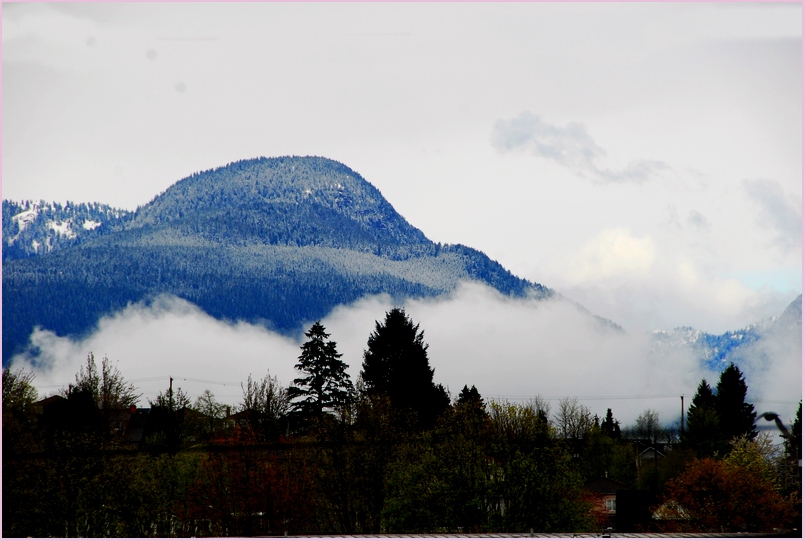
left=2, top=200, right=131, bottom=261
left=2, top=156, right=550, bottom=363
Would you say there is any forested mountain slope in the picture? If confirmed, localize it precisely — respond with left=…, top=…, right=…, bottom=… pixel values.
left=3, top=156, right=550, bottom=363
left=2, top=200, right=131, bottom=261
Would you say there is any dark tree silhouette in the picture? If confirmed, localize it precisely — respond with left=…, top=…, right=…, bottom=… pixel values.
left=288, top=321, right=353, bottom=422
left=601, top=408, right=621, bottom=440
left=67, top=352, right=140, bottom=413
left=784, top=401, right=801, bottom=462
left=457, top=385, right=484, bottom=409
left=714, top=363, right=757, bottom=442
left=682, top=379, right=721, bottom=456
left=360, top=308, right=449, bottom=429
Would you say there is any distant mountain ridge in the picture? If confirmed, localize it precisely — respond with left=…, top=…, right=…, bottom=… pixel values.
left=650, top=294, right=802, bottom=371
left=4, top=156, right=799, bottom=377
left=2, top=156, right=550, bottom=364
left=3, top=200, right=131, bottom=261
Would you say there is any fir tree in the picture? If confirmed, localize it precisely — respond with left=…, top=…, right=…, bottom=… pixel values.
left=683, top=379, right=721, bottom=456
left=455, top=384, right=488, bottom=423
left=601, top=408, right=621, bottom=440
left=714, top=363, right=757, bottom=442
left=456, top=385, right=484, bottom=409
left=361, top=308, right=449, bottom=429
left=288, top=321, right=353, bottom=422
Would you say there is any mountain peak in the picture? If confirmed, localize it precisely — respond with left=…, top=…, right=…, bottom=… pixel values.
left=127, top=156, right=429, bottom=247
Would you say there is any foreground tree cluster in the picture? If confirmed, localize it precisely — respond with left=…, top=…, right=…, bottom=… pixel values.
left=2, top=309, right=801, bottom=536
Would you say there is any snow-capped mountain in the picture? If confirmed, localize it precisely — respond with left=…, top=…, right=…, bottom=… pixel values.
left=651, top=294, right=802, bottom=372
left=2, top=156, right=551, bottom=363
left=4, top=156, right=799, bottom=379
left=2, top=200, right=131, bottom=260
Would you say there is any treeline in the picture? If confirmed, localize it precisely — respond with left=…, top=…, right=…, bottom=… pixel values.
left=3, top=309, right=801, bottom=536
left=2, top=237, right=544, bottom=364
left=2, top=244, right=443, bottom=362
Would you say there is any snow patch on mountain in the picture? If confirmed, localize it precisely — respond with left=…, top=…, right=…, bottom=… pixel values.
left=651, top=295, right=801, bottom=374
left=48, top=220, right=77, bottom=239
left=2, top=200, right=132, bottom=260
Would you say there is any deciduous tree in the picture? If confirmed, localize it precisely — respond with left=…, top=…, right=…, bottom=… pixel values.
left=67, top=352, right=140, bottom=412
left=2, top=366, right=38, bottom=451
left=240, top=371, right=290, bottom=441
left=657, top=457, right=794, bottom=532
left=629, top=408, right=668, bottom=444
left=553, top=397, right=594, bottom=442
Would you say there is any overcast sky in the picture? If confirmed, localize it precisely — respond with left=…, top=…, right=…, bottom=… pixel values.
left=3, top=3, right=802, bottom=423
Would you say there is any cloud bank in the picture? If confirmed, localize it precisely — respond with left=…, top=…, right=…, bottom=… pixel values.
left=10, top=282, right=799, bottom=427
left=491, top=111, right=672, bottom=184
left=743, top=178, right=802, bottom=252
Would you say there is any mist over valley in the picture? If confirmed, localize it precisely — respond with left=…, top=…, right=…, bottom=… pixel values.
left=4, top=157, right=800, bottom=426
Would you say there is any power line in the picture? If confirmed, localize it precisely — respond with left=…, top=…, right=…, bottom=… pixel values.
left=486, top=394, right=692, bottom=401
left=130, top=375, right=241, bottom=386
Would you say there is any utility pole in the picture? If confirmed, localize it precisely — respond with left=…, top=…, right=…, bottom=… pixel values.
left=169, top=376, right=174, bottom=412
left=680, top=395, right=684, bottom=434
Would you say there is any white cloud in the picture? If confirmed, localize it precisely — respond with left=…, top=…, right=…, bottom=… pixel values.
left=3, top=2, right=801, bottom=429
left=687, top=210, right=710, bottom=231
left=10, top=296, right=302, bottom=407
left=491, top=112, right=672, bottom=184
left=743, top=178, right=802, bottom=252
left=13, top=283, right=797, bottom=427
left=567, top=228, right=656, bottom=283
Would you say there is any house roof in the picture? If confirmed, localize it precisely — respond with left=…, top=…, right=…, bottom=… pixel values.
left=638, top=446, right=667, bottom=459
left=33, top=394, right=67, bottom=408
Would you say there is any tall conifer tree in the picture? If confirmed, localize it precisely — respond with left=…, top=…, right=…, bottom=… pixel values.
left=714, top=363, right=757, bottom=442
left=289, top=321, right=353, bottom=421
left=683, top=379, right=721, bottom=456
left=601, top=408, right=621, bottom=440
left=361, top=308, right=449, bottom=429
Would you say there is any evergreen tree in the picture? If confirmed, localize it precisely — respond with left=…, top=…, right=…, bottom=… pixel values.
left=601, top=408, right=621, bottom=440
left=288, top=321, right=353, bottom=422
left=146, top=384, right=192, bottom=453
left=785, top=401, right=801, bottom=462
left=683, top=379, right=721, bottom=456
left=714, top=363, right=757, bottom=442
left=456, top=384, right=484, bottom=406
left=360, top=308, right=449, bottom=429
left=455, top=385, right=488, bottom=424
